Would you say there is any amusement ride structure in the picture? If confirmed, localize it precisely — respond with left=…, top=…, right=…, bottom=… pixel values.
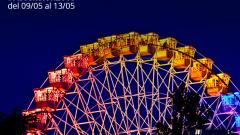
left=23, top=32, right=240, bottom=134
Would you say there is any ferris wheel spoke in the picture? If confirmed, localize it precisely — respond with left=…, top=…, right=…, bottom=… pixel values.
left=157, top=64, right=173, bottom=127
left=125, top=60, right=159, bottom=132
left=73, top=85, right=81, bottom=129
left=76, top=83, right=104, bottom=109
left=207, top=97, right=222, bottom=129
left=108, top=63, right=129, bottom=132
left=60, top=94, right=89, bottom=134
left=51, top=113, right=77, bottom=134
left=103, top=62, right=122, bottom=134
left=90, top=71, right=121, bottom=134
left=140, top=63, right=159, bottom=91
left=55, top=99, right=77, bottom=134
left=75, top=97, right=104, bottom=132
left=135, top=55, right=149, bottom=130
left=62, top=96, right=94, bottom=124
left=215, top=113, right=233, bottom=129
left=138, top=60, right=157, bottom=130
left=107, top=73, right=127, bottom=133
left=63, top=110, right=68, bottom=135
left=154, top=64, right=172, bottom=124
left=110, top=61, right=142, bottom=133
left=120, top=57, right=141, bottom=132
left=109, top=56, right=147, bottom=132
left=149, top=59, right=157, bottom=128
left=227, top=114, right=236, bottom=130
left=63, top=91, right=95, bottom=134
left=85, top=73, right=110, bottom=134
left=188, top=82, right=205, bottom=95
left=47, top=114, right=64, bottom=135
left=155, top=66, right=173, bottom=95
left=76, top=81, right=109, bottom=133
left=202, top=96, right=220, bottom=114
left=171, top=70, right=189, bottom=89
left=98, top=70, right=119, bottom=134
left=61, top=98, right=85, bottom=134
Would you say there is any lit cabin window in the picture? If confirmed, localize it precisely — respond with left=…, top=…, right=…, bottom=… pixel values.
left=151, top=37, right=177, bottom=61
left=34, top=87, right=62, bottom=109
left=98, top=35, right=116, bottom=47
left=48, top=68, right=73, bottom=90
left=79, top=43, right=98, bottom=66
left=22, top=109, right=51, bottom=131
left=34, top=87, right=62, bottom=103
left=127, top=32, right=141, bottom=54
left=97, top=36, right=116, bottom=59
left=137, top=34, right=152, bottom=56
left=190, top=58, right=213, bottom=81
left=221, top=93, right=235, bottom=113
left=64, top=54, right=89, bottom=77
left=48, top=69, right=72, bottom=84
left=80, top=42, right=98, bottom=56
left=128, top=32, right=140, bottom=46
left=111, top=32, right=140, bottom=56
left=206, top=73, right=230, bottom=96
left=173, top=46, right=196, bottom=69
left=146, top=32, right=159, bottom=45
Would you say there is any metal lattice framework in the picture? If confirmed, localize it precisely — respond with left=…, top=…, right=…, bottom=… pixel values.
left=25, top=32, right=240, bottom=135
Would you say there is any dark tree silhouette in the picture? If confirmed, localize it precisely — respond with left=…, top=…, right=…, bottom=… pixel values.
left=155, top=82, right=213, bottom=135
left=0, top=108, right=27, bottom=135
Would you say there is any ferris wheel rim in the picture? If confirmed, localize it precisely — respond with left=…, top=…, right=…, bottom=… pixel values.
left=26, top=35, right=240, bottom=134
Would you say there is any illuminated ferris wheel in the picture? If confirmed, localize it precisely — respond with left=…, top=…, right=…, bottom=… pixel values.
left=23, top=32, right=240, bottom=134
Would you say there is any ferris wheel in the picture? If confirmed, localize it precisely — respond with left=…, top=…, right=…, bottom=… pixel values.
left=23, top=32, right=240, bottom=135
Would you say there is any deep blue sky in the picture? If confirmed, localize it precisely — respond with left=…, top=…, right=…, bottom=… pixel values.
left=0, top=0, right=240, bottom=114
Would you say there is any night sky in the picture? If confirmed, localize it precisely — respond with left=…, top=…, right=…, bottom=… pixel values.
left=0, top=0, right=240, bottom=114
